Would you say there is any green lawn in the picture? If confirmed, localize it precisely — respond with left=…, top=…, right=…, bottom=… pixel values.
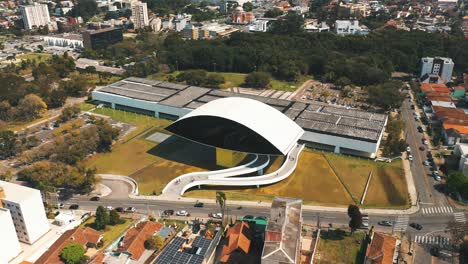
left=148, top=71, right=307, bottom=91
left=81, top=217, right=135, bottom=248
left=315, top=229, right=366, bottom=264
left=3, top=114, right=51, bottom=132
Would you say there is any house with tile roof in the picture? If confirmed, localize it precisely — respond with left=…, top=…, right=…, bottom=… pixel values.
left=35, top=227, right=102, bottom=264
left=115, top=221, right=164, bottom=261
left=365, top=232, right=398, bottom=264
left=220, top=221, right=254, bottom=263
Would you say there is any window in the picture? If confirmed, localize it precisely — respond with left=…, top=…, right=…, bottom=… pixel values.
left=17, top=213, right=21, bottom=217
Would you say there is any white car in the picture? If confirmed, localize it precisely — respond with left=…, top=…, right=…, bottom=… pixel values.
left=125, top=207, right=136, bottom=213
left=210, top=213, right=223, bottom=219
left=176, top=210, right=189, bottom=216
left=423, top=140, right=428, bottom=145
left=106, top=206, right=113, bottom=211
left=406, top=146, right=411, bottom=152
left=408, top=155, right=413, bottom=161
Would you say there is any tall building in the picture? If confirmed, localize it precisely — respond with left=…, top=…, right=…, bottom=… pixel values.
left=130, top=1, right=149, bottom=29
left=0, top=181, right=50, bottom=244
left=420, top=57, right=454, bottom=84
left=20, top=3, right=51, bottom=30
left=82, top=27, right=124, bottom=50
left=0, top=207, right=22, bottom=263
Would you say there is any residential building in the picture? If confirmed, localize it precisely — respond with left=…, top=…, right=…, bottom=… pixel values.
left=115, top=221, right=163, bottom=261
left=35, top=227, right=102, bottom=264
left=182, top=23, right=240, bottom=40
left=20, top=3, right=51, bottom=30
left=248, top=19, right=271, bottom=32
left=131, top=1, right=149, bottom=29
left=0, top=180, right=50, bottom=244
left=364, top=232, right=398, bottom=264
left=0, top=207, right=22, bottom=263
left=43, top=33, right=84, bottom=49
left=230, top=6, right=255, bottom=24
left=174, top=15, right=188, bottom=32
left=454, top=143, right=468, bottom=177
left=335, top=20, right=369, bottom=35
left=149, top=17, right=162, bottom=32
left=261, top=197, right=303, bottom=264
left=304, top=19, right=330, bottom=32
left=82, top=27, right=124, bottom=50
left=420, top=57, right=454, bottom=84
left=219, top=221, right=255, bottom=263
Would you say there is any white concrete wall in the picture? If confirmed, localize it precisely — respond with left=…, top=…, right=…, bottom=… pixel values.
left=20, top=189, right=50, bottom=244
left=0, top=209, right=22, bottom=263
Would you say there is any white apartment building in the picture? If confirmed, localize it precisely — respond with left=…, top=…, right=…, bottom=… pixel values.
left=335, top=20, right=369, bottom=35
left=20, top=3, right=51, bottom=30
left=131, top=1, right=149, bottom=29
left=43, top=34, right=84, bottom=49
left=420, top=57, right=454, bottom=83
left=0, top=181, right=50, bottom=245
left=0, top=207, right=22, bottom=263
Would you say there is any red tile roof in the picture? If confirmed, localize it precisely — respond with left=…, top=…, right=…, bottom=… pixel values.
left=220, top=221, right=252, bottom=263
left=365, top=233, right=397, bottom=264
left=421, top=83, right=450, bottom=93
left=35, top=227, right=102, bottom=264
left=116, top=221, right=163, bottom=261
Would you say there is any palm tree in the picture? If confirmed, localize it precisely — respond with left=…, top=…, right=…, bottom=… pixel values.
left=216, top=191, right=227, bottom=226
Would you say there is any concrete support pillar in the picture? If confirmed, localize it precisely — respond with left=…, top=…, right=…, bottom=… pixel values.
left=154, top=112, right=160, bottom=118
left=111, top=102, right=115, bottom=109
left=334, top=145, right=340, bottom=154
left=256, top=184, right=259, bottom=188
left=257, top=168, right=263, bottom=176
left=198, top=185, right=200, bottom=189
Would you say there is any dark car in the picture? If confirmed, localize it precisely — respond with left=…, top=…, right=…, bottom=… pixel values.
left=410, top=222, right=423, bottom=230
left=417, top=126, right=423, bottom=133
left=410, top=105, right=415, bottom=109
left=419, top=146, right=425, bottom=151
left=243, top=215, right=254, bottom=219
left=378, top=220, right=392, bottom=227
left=69, top=204, right=79, bottom=210
left=163, top=210, right=174, bottom=216
left=90, top=196, right=100, bottom=201
left=115, top=207, right=124, bottom=213
left=194, top=202, right=204, bottom=208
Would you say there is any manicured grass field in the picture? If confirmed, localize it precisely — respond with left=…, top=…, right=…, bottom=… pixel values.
left=364, top=160, right=408, bottom=208
left=148, top=71, right=306, bottom=91
left=81, top=217, right=134, bottom=248
left=314, top=229, right=366, bottom=264
left=185, top=149, right=355, bottom=206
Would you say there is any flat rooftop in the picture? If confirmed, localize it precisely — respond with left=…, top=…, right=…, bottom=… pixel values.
left=0, top=180, right=38, bottom=203
left=96, top=77, right=387, bottom=142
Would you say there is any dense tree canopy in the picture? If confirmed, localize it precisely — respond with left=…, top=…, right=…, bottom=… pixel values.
left=447, top=171, right=468, bottom=200
left=60, top=243, right=86, bottom=264
left=244, top=72, right=271, bottom=88
left=70, top=0, right=98, bottom=21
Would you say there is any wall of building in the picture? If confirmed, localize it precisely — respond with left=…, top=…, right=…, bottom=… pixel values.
left=20, top=191, right=50, bottom=244
left=0, top=209, right=22, bottom=263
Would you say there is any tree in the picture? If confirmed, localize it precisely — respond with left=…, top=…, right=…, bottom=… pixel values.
left=264, top=9, right=283, bottom=18
left=0, top=130, right=18, bottom=158
left=368, top=81, right=404, bottom=110
left=447, top=171, right=468, bottom=200
left=0, top=170, right=13, bottom=181
left=38, top=45, right=44, bottom=52
left=94, top=206, right=109, bottom=230
left=144, top=235, right=165, bottom=250
left=16, top=94, right=47, bottom=121
left=216, top=191, right=227, bottom=226
left=269, top=12, right=304, bottom=34
left=59, top=243, right=86, bottom=264
left=59, top=105, right=81, bottom=122
left=335, top=77, right=351, bottom=90
left=95, top=119, right=119, bottom=152
left=204, top=73, right=225, bottom=88
left=176, top=70, right=207, bottom=86
left=347, top=204, right=362, bottom=233
left=242, top=2, right=253, bottom=11
left=85, top=66, right=96, bottom=74
left=244, top=72, right=271, bottom=88
left=109, top=209, right=121, bottom=225
left=70, top=0, right=98, bottom=21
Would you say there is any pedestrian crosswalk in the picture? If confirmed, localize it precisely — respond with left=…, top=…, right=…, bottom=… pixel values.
left=393, top=216, right=409, bottom=232
left=454, top=212, right=466, bottom=223
left=414, top=235, right=451, bottom=246
left=421, top=206, right=453, bottom=215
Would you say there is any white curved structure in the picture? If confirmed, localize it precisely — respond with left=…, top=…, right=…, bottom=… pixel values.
left=167, top=97, right=304, bottom=155
left=162, top=144, right=304, bottom=196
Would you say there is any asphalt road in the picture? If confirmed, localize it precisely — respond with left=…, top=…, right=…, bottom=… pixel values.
left=401, top=93, right=449, bottom=207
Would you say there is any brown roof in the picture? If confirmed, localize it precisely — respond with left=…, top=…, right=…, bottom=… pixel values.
left=220, top=221, right=252, bottom=263
left=365, top=233, right=397, bottom=264
left=116, top=221, right=163, bottom=261
left=35, top=227, right=102, bottom=264
left=89, top=252, right=105, bottom=264
left=433, top=106, right=468, bottom=121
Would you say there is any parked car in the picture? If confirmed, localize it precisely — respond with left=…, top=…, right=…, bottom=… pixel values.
left=194, top=201, right=204, bottom=208
left=406, top=146, right=411, bottom=152
left=410, top=222, right=423, bottom=230
left=176, top=210, right=189, bottom=216
left=408, top=155, right=413, bottom=161
left=125, top=207, right=136, bottom=213
left=106, top=206, right=113, bottom=211
left=378, top=220, right=392, bottom=227
left=419, top=146, right=425, bottom=151
left=115, top=207, right=124, bottom=213
left=423, top=160, right=430, bottom=166
left=56, top=203, right=64, bottom=209
left=434, top=175, right=442, bottom=181
left=414, top=116, right=419, bottom=121
left=410, top=105, right=415, bottom=109
left=69, top=204, right=79, bottom=210
left=432, top=170, right=439, bottom=177
left=90, top=196, right=100, bottom=201
left=417, top=126, right=423, bottom=133
left=209, top=213, right=223, bottom=219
